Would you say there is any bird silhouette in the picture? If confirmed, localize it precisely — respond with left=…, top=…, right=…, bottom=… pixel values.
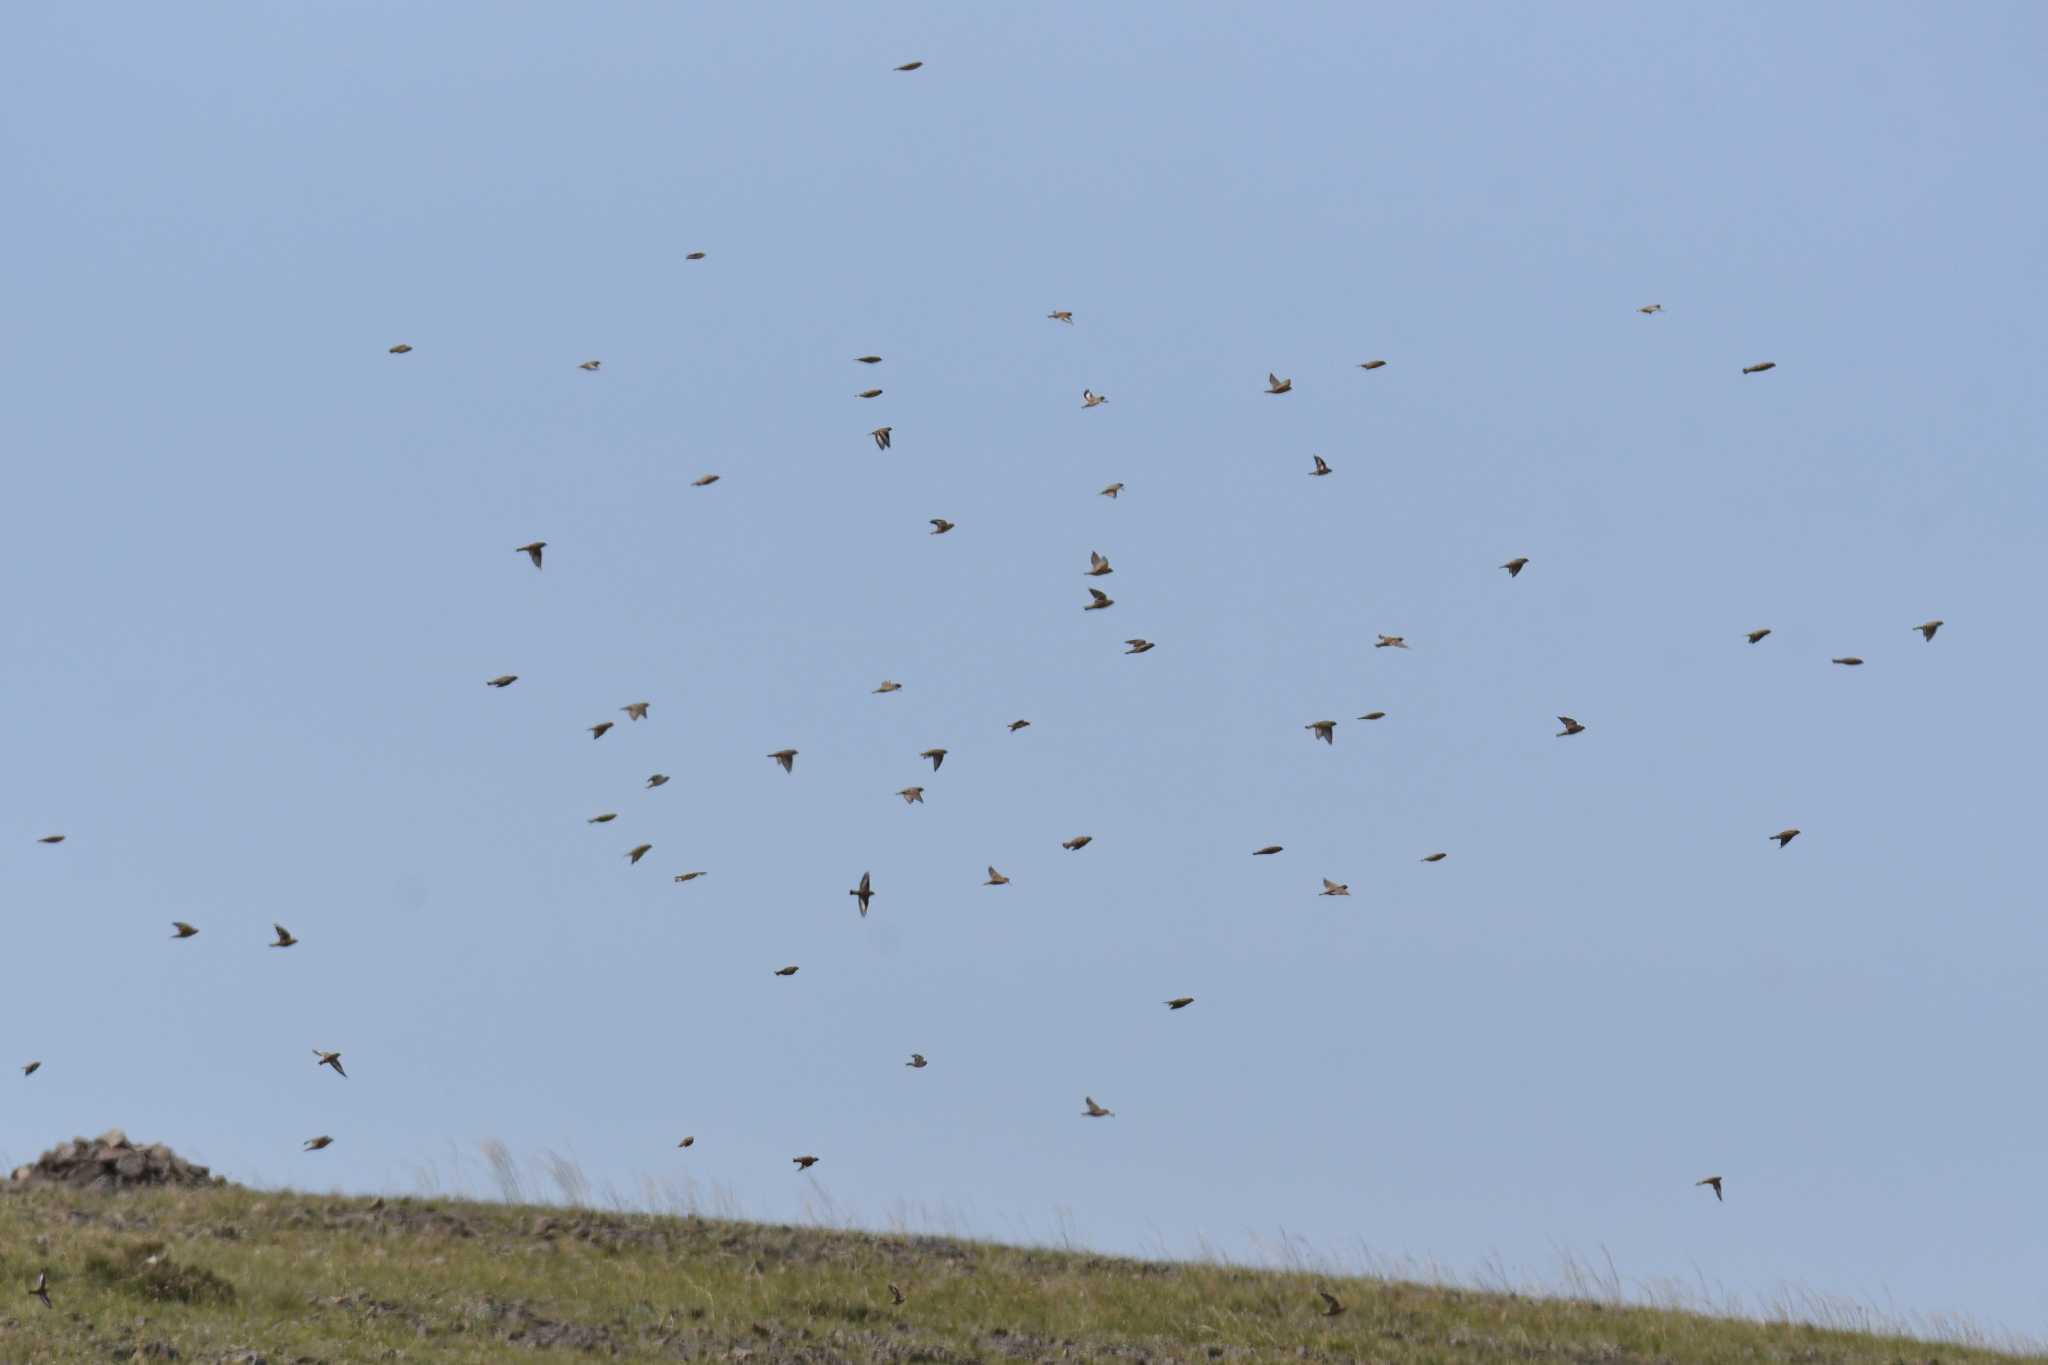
left=1375, top=635, right=1409, bottom=649
left=1915, top=619, right=1944, bottom=641
left=1085, top=551, right=1113, bottom=576
left=1306, top=720, right=1336, bottom=744
left=871, top=426, right=893, bottom=450
left=1164, top=997, right=1194, bottom=1010
left=1320, top=879, right=1350, bottom=897
left=1556, top=716, right=1586, bottom=737
left=1310, top=454, right=1331, bottom=476
left=1639, top=304, right=1663, bottom=314
left=851, top=871, right=874, bottom=917
left=858, top=388, right=883, bottom=399
left=588, top=812, right=617, bottom=824
left=486, top=675, right=518, bottom=688
left=1421, top=852, right=1448, bottom=863
left=894, top=60, right=923, bottom=71
left=768, top=749, right=798, bottom=773
left=920, top=748, right=947, bottom=770
left=1099, top=482, right=1123, bottom=498
left=929, top=519, right=955, bottom=534
left=23, top=1061, right=41, bottom=1077
left=1124, top=639, right=1154, bottom=654
left=684, top=251, right=705, bottom=260
left=304, top=1135, right=333, bottom=1151
left=1008, top=719, right=1031, bottom=732
left=1832, top=657, right=1865, bottom=666
left=646, top=773, right=670, bottom=788
left=1357, top=711, right=1386, bottom=720
left=1697, top=1175, right=1724, bottom=1201
left=1085, top=588, right=1114, bottom=610
left=627, top=844, right=653, bottom=864
left=515, top=541, right=545, bottom=568
left=794, top=1154, right=820, bottom=1170
left=589, top=721, right=614, bottom=740
left=36, top=835, right=64, bottom=844
left=1358, top=360, right=1387, bottom=370
left=984, top=866, right=1010, bottom=886
left=1742, top=361, right=1776, bottom=374
left=691, top=474, right=720, bottom=487
left=1062, top=835, right=1093, bottom=851
left=674, top=871, right=707, bottom=884
left=314, top=1049, right=347, bottom=1078
left=1501, top=557, right=1528, bottom=577
left=388, top=343, right=413, bottom=354
left=1082, top=388, right=1107, bottom=407
left=578, top=360, right=602, bottom=371
left=622, top=702, right=650, bottom=720
left=171, top=921, right=198, bottom=939
left=775, top=965, right=799, bottom=977
left=874, top=680, right=903, bottom=694
left=1266, top=372, right=1293, bottom=394
left=678, top=1136, right=695, bottom=1148
left=897, top=786, right=925, bottom=805
left=1083, top=1096, right=1114, bottom=1117
left=1746, top=629, right=1772, bottom=644
left=1253, top=845, right=1283, bottom=856
left=855, top=355, right=882, bottom=364
left=906, top=1054, right=928, bottom=1068
left=1771, top=828, right=1801, bottom=847
left=271, top=924, right=297, bottom=948
left=1048, top=310, right=1074, bottom=324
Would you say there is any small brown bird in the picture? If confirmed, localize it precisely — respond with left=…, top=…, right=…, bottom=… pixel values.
left=1266, top=372, right=1293, bottom=394
left=590, top=721, right=614, bottom=740
left=1083, top=1096, right=1114, bottom=1117
left=1306, top=720, right=1336, bottom=744
left=23, top=1061, right=41, bottom=1077
left=588, top=812, right=617, bottom=824
left=794, top=1154, right=820, bottom=1170
left=856, top=355, right=882, bottom=364
left=897, top=786, right=925, bottom=805
left=1085, top=551, right=1113, bottom=576
left=1914, top=619, right=1944, bottom=641
left=929, top=519, right=955, bottom=534
left=388, top=343, right=413, bottom=354
left=691, top=473, right=720, bottom=487
left=1501, top=557, right=1528, bottom=577
left=685, top=251, right=706, bottom=260
left=1062, top=835, right=1093, bottom=851
left=270, top=923, right=297, bottom=948
left=627, top=843, right=653, bottom=864
left=1421, top=852, right=1447, bottom=863
left=1357, top=711, right=1386, bottom=720
left=678, top=1136, right=695, bottom=1148
left=768, top=749, right=798, bottom=773
left=1085, top=588, right=1114, bottom=611
left=1082, top=388, right=1107, bottom=407
left=1358, top=359, right=1387, bottom=370
left=1770, top=828, right=1800, bottom=847
left=889, top=1283, right=905, bottom=1305
left=578, top=360, right=602, bottom=371
left=314, top=1049, right=347, bottom=1078
left=31, top=1270, right=51, bottom=1310
left=1253, top=845, right=1283, bottom=856
left=1124, top=639, right=1154, bottom=654
left=858, top=388, right=883, bottom=399
left=775, top=965, right=799, bottom=976
left=674, top=871, right=707, bottom=883
left=1099, top=482, right=1123, bottom=498
left=1556, top=716, right=1586, bottom=737
left=1639, top=304, right=1663, bottom=314
left=984, top=866, right=1010, bottom=886
left=874, top=680, right=903, bottom=694
left=1164, top=997, right=1194, bottom=1010
left=1832, top=656, right=1864, bottom=666
left=851, top=870, right=873, bottom=917
left=894, top=60, right=923, bottom=71
left=1375, top=635, right=1409, bottom=649
left=36, top=834, right=64, bottom=844
left=1746, top=629, right=1772, bottom=644
left=623, top=702, right=650, bottom=721
left=920, top=748, right=947, bottom=770
left=1048, top=310, right=1074, bottom=324
left=1317, top=1288, right=1345, bottom=1318
left=486, top=674, right=518, bottom=688
left=171, top=921, right=199, bottom=939
left=646, top=773, right=670, bottom=788
left=1320, top=878, right=1350, bottom=896
left=304, top=1135, right=333, bottom=1151
left=871, top=426, right=893, bottom=450
left=1309, top=454, right=1331, bottom=476
left=1008, top=719, right=1031, bottom=731
left=906, top=1053, right=928, bottom=1069
left=1742, top=361, right=1776, bottom=375
left=1697, top=1175, right=1723, bottom=1201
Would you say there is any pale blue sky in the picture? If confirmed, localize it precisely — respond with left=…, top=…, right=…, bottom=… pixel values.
left=7, top=0, right=2047, bottom=1339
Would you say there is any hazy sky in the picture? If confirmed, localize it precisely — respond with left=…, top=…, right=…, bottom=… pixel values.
left=7, top=0, right=2046, bottom=1340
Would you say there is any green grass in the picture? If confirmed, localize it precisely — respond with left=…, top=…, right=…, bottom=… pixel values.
left=0, top=1182, right=2034, bottom=1363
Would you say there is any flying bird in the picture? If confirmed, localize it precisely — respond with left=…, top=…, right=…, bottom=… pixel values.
left=897, top=786, right=925, bottom=805
left=856, top=355, right=882, bottom=364
left=1252, top=845, right=1283, bottom=856
left=906, top=1054, right=928, bottom=1069
left=1501, top=557, right=1528, bottom=577
left=627, top=844, right=653, bottom=864
left=684, top=251, right=705, bottom=260
left=270, top=924, right=297, bottom=948
left=388, top=343, right=413, bottom=354
left=578, top=360, right=602, bottom=371
left=1124, top=639, right=1154, bottom=654
left=1265, top=373, right=1293, bottom=394
left=171, top=921, right=198, bottom=939
left=1084, top=588, right=1114, bottom=611
left=1082, top=389, right=1107, bottom=407
left=1639, top=304, right=1663, bottom=314
left=1915, top=619, right=1944, bottom=641
left=1317, top=1289, right=1345, bottom=1318
left=1306, top=720, right=1336, bottom=744
left=1164, top=997, right=1194, bottom=1010
left=794, top=1155, right=820, bottom=1170
left=1375, top=635, right=1409, bottom=649
left=588, top=812, right=617, bottom=824
left=857, top=388, right=883, bottom=399
left=850, top=871, right=874, bottom=917
left=314, top=1049, right=347, bottom=1078
left=1357, top=711, right=1386, bottom=720
left=1746, top=629, right=1772, bottom=644
left=590, top=721, right=614, bottom=740
left=874, top=680, right=903, bottom=694
left=1770, top=828, right=1800, bottom=847
left=1085, top=551, right=1113, bottom=576
left=1062, top=835, right=1093, bottom=851
left=984, top=866, right=1009, bottom=886
left=691, top=474, right=720, bottom=487
left=623, top=701, right=650, bottom=720
left=36, top=835, right=64, bottom=844
left=22, top=1061, right=41, bottom=1077
left=1358, top=360, right=1387, bottom=370
left=31, top=1271, right=51, bottom=1310
left=677, top=1136, right=695, bottom=1148
left=929, top=519, right=955, bottom=535
left=1099, top=482, right=1123, bottom=498
left=1697, top=1176, right=1723, bottom=1201
left=674, top=871, right=707, bottom=883
left=1048, top=310, right=1074, bottom=324
left=486, top=675, right=518, bottom=688
left=894, top=60, right=923, bottom=71
left=1421, top=852, right=1447, bottom=863
left=775, top=965, right=799, bottom=976
left=1556, top=716, right=1586, bottom=737
left=303, top=1136, right=333, bottom=1151
left=1083, top=1096, right=1114, bottom=1117
left=1742, top=361, right=1776, bottom=375
left=646, top=774, right=670, bottom=788
left=768, top=749, right=798, bottom=773
left=1832, top=656, right=1864, bottom=666
left=1309, top=454, right=1331, bottom=476
left=1008, top=719, right=1031, bottom=731
left=920, top=748, right=947, bottom=770
left=1320, top=879, right=1350, bottom=897
left=871, top=426, right=893, bottom=450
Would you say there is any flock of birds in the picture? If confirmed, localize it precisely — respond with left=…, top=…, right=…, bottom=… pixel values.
left=12, top=56, right=1961, bottom=1318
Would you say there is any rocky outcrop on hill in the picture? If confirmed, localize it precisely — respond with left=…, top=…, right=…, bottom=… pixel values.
left=7, top=1129, right=228, bottom=1192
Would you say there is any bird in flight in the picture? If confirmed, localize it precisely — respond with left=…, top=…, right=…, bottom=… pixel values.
left=1265, top=373, right=1293, bottom=395
left=1062, top=835, right=1093, bottom=851
left=929, top=519, right=955, bottom=535
left=856, top=355, right=882, bottom=364
left=515, top=541, right=546, bottom=568
left=768, top=749, right=798, bottom=773
left=23, top=1061, right=41, bottom=1077
left=1638, top=304, right=1663, bottom=314
left=627, top=843, right=653, bottom=864
left=906, top=1054, right=928, bottom=1069
left=37, top=835, right=64, bottom=844
left=897, top=786, right=925, bottom=805
left=1832, top=656, right=1864, bottom=666
left=1915, top=619, right=1944, bottom=641
left=857, top=388, right=883, bottom=399
left=775, top=965, right=799, bottom=977
left=1099, top=482, right=1123, bottom=498
left=1501, top=557, right=1528, bottom=577
left=1085, top=588, right=1114, bottom=611
left=691, top=474, right=720, bottom=487
left=1358, top=711, right=1386, bottom=720
left=589, top=721, right=614, bottom=740
left=314, top=1049, right=347, bottom=1078
left=486, top=675, right=518, bottom=688
left=1358, top=359, right=1386, bottom=370
left=794, top=1154, right=821, bottom=1170
left=1556, top=716, right=1586, bottom=737
left=1124, top=639, right=1154, bottom=654
left=1770, top=828, right=1801, bottom=847
left=1317, top=1289, right=1345, bottom=1318
left=1048, top=310, right=1074, bottom=324
left=271, top=924, right=297, bottom=948
left=684, top=251, right=705, bottom=260
left=1742, top=361, right=1776, bottom=375
left=874, top=680, right=903, bottom=694
left=1008, top=719, right=1031, bottom=732
left=1309, top=454, right=1331, bottom=476
left=1746, top=629, right=1772, bottom=644
left=674, top=871, right=707, bottom=884
left=1085, top=551, right=1113, bottom=576
left=388, top=343, right=413, bottom=354
left=894, top=60, right=923, bottom=71
left=920, top=748, right=947, bottom=771
left=1253, top=845, right=1283, bottom=856
left=1306, top=720, right=1337, bottom=744
left=171, top=921, right=199, bottom=939
left=871, top=426, right=893, bottom=450
left=304, top=1135, right=334, bottom=1151
left=677, top=1136, right=695, bottom=1148
left=984, top=866, right=1010, bottom=886
left=646, top=773, right=670, bottom=788
left=1082, top=389, right=1107, bottom=407
left=1164, top=997, right=1194, bottom=1010
left=588, top=812, right=617, bottom=824
left=1083, top=1096, right=1114, bottom=1117
left=578, top=360, right=602, bottom=371
left=1421, top=852, right=1448, bottom=863
left=851, top=871, right=874, bottom=917
left=1697, top=1175, right=1724, bottom=1201
left=622, top=701, right=650, bottom=721
left=1375, top=635, right=1409, bottom=650
left=1320, top=879, right=1350, bottom=897
left=31, top=1271, right=51, bottom=1310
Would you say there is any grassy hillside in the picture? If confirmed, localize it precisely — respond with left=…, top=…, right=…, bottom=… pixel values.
left=0, top=1182, right=2029, bottom=1364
